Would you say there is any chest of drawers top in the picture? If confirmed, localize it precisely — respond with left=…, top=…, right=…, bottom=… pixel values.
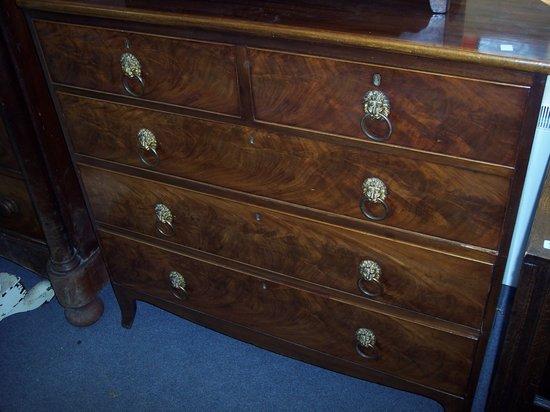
left=17, top=0, right=550, bottom=74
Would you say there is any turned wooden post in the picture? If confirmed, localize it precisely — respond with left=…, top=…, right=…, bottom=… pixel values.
left=0, top=1, right=107, bottom=326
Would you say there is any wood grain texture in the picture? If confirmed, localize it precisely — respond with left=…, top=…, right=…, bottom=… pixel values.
left=34, top=20, right=241, bottom=116
left=76, top=152, right=502, bottom=264
left=0, top=174, right=43, bottom=239
left=17, top=0, right=550, bottom=74
left=28, top=9, right=535, bottom=87
left=81, top=165, right=493, bottom=328
left=56, top=85, right=515, bottom=178
left=100, top=230, right=477, bottom=396
left=62, top=93, right=510, bottom=249
left=0, top=118, right=19, bottom=171
left=249, top=48, right=528, bottom=166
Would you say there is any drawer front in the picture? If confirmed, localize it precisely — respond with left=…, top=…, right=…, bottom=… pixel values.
left=0, top=174, right=42, bottom=239
left=63, top=94, right=509, bottom=249
left=81, top=166, right=492, bottom=328
left=0, top=119, right=19, bottom=171
left=249, top=48, right=528, bottom=166
left=100, top=230, right=476, bottom=395
left=35, top=20, right=240, bottom=116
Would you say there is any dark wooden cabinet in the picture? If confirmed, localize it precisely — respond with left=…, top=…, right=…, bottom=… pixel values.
left=0, top=117, right=48, bottom=275
left=488, top=162, right=550, bottom=411
left=0, top=32, right=49, bottom=277
left=8, top=0, right=550, bottom=409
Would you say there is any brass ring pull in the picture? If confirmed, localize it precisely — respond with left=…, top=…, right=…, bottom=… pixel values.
left=121, top=52, right=145, bottom=97
left=155, top=203, right=174, bottom=237
left=169, top=271, right=188, bottom=300
left=360, top=113, right=392, bottom=142
left=137, top=128, right=159, bottom=167
left=355, top=328, right=379, bottom=360
left=361, top=90, right=392, bottom=142
left=357, top=260, right=383, bottom=298
left=123, top=76, right=145, bottom=97
left=0, top=197, right=19, bottom=218
left=359, top=177, right=389, bottom=221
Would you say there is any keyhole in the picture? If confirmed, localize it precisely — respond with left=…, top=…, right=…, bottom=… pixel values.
left=249, top=135, right=255, bottom=145
left=254, top=213, right=262, bottom=222
left=373, top=73, right=381, bottom=87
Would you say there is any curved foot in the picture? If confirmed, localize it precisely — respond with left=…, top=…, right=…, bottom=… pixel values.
left=64, top=296, right=104, bottom=327
left=112, top=285, right=136, bottom=329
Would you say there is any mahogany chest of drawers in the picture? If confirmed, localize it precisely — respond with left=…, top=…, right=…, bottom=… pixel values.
left=17, top=0, right=550, bottom=409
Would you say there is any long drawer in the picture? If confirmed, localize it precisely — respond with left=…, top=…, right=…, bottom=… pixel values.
left=100, top=230, right=476, bottom=396
left=62, top=94, right=510, bottom=249
left=0, top=174, right=42, bottom=239
left=249, top=48, right=528, bottom=166
left=35, top=20, right=240, bottom=116
left=80, top=165, right=493, bottom=328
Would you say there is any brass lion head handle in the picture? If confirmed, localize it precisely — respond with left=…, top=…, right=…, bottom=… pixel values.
left=121, top=51, right=145, bottom=97
left=137, top=128, right=159, bottom=167
left=359, top=177, right=389, bottom=221
left=360, top=90, right=392, bottom=142
left=358, top=259, right=383, bottom=298
left=168, top=271, right=187, bottom=300
left=355, top=328, right=379, bottom=360
left=154, top=203, right=174, bottom=237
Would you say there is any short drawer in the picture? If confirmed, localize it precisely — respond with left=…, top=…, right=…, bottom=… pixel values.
left=34, top=20, right=240, bottom=116
left=100, top=230, right=476, bottom=396
left=81, top=166, right=493, bottom=328
left=249, top=48, right=528, bottom=166
left=0, top=119, right=19, bottom=171
left=0, top=174, right=42, bottom=239
left=64, top=94, right=510, bottom=249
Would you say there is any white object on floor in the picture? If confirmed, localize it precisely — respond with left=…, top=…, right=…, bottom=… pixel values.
left=0, top=272, right=55, bottom=321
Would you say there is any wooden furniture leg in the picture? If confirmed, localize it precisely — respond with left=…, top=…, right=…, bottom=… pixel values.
left=113, top=284, right=137, bottom=329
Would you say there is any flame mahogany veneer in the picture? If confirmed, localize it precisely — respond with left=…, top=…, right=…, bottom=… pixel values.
left=18, top=0, right=549, bottom=409
left=59, top=93, right=511, bottom=249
